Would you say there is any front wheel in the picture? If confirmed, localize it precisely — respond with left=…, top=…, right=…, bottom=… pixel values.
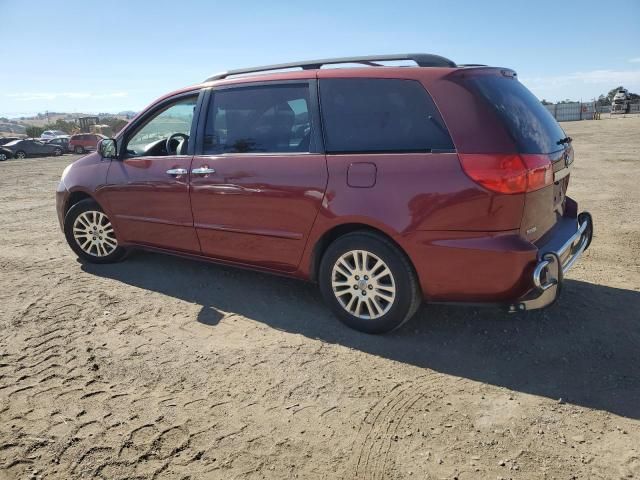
left=0, top=152, right=8, bottom=161
left=74, top=145, right=84, bottom=154
left=64, top=199, right=127, bottom=264
left=319, top=232, right=421, bottom=334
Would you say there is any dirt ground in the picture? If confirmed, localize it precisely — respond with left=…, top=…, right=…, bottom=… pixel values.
left=1, top=116, right=639, bottom=480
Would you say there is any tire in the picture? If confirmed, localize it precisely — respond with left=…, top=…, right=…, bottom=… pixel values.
left=53, top=148, right=63, bottom=156
left=0, top=152, right=7, bottom=161
left=64, top=199, right=127, bottom=264
left=15, top=150, right=26, bottom=159
left=74, top=145, right=84, bottom=154
left=318, top=231, right=421, bottom=334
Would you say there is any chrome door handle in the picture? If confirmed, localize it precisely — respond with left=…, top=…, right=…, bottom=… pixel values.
left=166, top=168, right=188, bottom=176
left=192, top=167, right=215, bottom=175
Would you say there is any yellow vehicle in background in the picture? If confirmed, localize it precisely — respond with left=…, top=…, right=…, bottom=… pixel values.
left=77, top=116, right=113, bottom=137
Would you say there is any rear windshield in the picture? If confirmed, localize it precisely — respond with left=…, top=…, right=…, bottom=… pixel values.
left=467, top=74, right=566, bottom=154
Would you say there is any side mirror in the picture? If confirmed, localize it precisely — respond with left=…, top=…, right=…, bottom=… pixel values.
left=98, top=138, right=117, bottom=159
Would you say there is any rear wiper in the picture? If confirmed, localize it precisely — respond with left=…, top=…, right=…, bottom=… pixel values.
left=557, top=136, right=573, bottom=145
left=428, top=115, right=449, bottom=136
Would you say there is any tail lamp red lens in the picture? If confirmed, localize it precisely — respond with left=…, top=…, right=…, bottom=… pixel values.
left=459, top=153, right=553, bottom=194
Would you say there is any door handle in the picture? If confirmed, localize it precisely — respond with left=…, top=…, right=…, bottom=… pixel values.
left=166, top=168, right=188, bottom=176
left=192, top=167, right=216, bottom=175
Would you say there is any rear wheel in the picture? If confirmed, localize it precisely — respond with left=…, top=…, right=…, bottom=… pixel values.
left=53, top=147, right=63, bottom=156
left=15, top=150, right=26, bottom=159
left=319, top=232, right=421, bottom=334
left=64, top=199, right=127, bottom=264
left=74, top=145, right=84, bottom=154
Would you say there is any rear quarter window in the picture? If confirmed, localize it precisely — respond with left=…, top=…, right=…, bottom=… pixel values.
left=465, top=74, right=566, bottom=154
left=319, top=78, right=454, bottom=153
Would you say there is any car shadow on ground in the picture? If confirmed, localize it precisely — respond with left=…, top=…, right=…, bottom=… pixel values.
left=82, top=250, right=640, bottom=420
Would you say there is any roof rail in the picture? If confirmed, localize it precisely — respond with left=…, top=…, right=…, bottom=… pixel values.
left=205, top=53, right=457, bottom=82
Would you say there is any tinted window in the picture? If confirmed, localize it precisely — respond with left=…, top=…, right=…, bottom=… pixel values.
left=319, top=78, right=453, bottom=153
left=466, top=75, right=566, bottom=154
left=204, top=84, right=312, bottom=154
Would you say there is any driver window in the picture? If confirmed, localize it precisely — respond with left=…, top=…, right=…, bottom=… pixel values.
left=125, top=96, right=197, bottom=157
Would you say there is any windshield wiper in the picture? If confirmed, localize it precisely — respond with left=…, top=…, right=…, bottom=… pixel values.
left=557, top=136, right=573, bottom=145
left=428, top=115, right=449, bottom=136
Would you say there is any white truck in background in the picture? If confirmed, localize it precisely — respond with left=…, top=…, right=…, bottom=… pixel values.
left=611, top=88, right=631, bottom=114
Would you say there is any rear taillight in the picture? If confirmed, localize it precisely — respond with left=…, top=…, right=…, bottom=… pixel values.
left=459, top=153, right=553, bottom=194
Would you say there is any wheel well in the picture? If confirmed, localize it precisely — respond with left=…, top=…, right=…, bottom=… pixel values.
left=65, top=191, right=93, bottom=215
left=310, top=223, right=415, bottom=282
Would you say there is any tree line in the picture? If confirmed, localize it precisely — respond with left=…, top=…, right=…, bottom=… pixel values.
left=23, top=117, right=129, bottom=139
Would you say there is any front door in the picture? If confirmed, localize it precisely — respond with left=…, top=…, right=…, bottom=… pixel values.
left=33, top=140, right=50, bottom=155
left=190, top=82, right=327, bottom=271
left=103, top=94, right=201, bottom=253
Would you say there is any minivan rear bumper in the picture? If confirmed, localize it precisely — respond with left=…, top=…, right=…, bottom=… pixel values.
left=508, top=209, right=593, bottom=312
left=399, top=196, right=593, bottom=307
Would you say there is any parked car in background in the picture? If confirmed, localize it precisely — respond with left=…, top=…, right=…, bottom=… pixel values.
left=41, top=130, right=67, bottom=140
left=69, top=133, right=105, bottom=154
left=56, top=53, right=593, bottom=334
left=0, top=137, right=21, bottom=146
left=3, top=138, right=64, bottom=158
left=46, top=136, right=71, bottom=152
left=0, top=147, right=13, bottom=161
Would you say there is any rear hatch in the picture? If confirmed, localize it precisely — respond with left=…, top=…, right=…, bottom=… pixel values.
left=466, top=71, right=572, bottom=242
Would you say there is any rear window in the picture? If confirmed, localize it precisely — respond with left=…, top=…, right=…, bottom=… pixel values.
left=319, top=78, right=454, bottom=153
left=466, top=74, right=566, bottom=154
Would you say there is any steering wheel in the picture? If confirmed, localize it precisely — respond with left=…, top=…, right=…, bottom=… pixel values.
left=166, top=133, right=189, bottom=155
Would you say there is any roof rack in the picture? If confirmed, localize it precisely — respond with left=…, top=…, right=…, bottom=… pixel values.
left=205, top=53, right=457, bottom=82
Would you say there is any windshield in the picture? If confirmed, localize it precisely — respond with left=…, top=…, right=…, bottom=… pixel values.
left=466, top=74, right=566, bottom=154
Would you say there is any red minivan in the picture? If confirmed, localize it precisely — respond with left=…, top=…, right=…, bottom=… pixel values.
left=69, top=133, right=105, bottom=154
left=56, top=54, right=592, bottom=333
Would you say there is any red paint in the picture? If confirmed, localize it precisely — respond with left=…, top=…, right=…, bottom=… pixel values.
left=56, top=65, right=583, bottom=305
left=101, top=155, right=201, bottom=253
left=189, top=153, right=327, bottom=271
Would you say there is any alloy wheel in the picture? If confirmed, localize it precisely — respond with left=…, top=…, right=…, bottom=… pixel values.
left=72, top=210, right=118, bottom=257
left=331, top=249, right=396, bottom=319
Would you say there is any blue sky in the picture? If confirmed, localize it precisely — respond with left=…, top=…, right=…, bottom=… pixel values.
left=1, top=0, right=639, bottom=117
